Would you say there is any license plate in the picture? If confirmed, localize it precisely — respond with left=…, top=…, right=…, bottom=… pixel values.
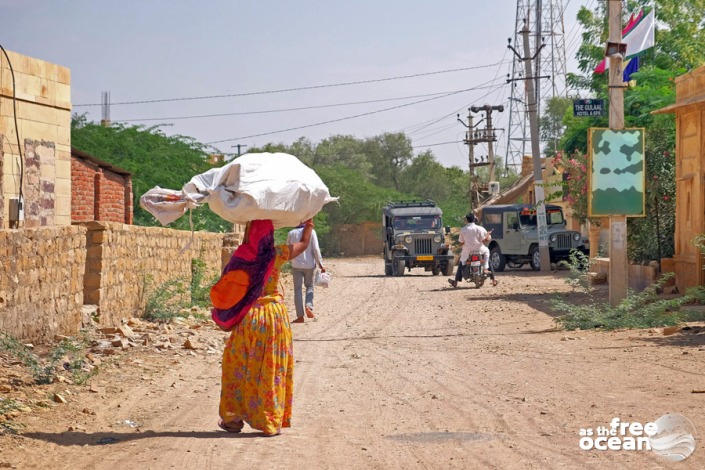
left=470, top=261, right=481, bottom=267
left=416, top=255, right=433, bottom=261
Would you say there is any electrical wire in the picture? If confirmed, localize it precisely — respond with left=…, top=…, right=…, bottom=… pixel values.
left=0, top=44, right=24, bottom=225
left=114, top=88, right=484, bottom=123
left=205, top=87, right=479, bottom=145
left=74, top=61, right=505, bottom=107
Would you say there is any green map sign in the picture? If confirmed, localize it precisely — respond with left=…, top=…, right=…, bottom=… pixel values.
left=588, top=128, right=645, bottom=217
left=574, top=99, right=605, bottom=117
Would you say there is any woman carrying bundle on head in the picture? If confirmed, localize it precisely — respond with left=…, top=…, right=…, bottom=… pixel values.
left=211, top=218, right=316, bottom=437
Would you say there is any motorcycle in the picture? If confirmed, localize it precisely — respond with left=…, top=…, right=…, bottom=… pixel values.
left=462, top=251, right=490, bottom=288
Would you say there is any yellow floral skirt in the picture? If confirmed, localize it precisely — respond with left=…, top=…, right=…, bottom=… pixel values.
left=219, top=299, right=293, bottom=434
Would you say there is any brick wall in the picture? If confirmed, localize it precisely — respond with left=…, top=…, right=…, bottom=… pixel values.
left=97, top=170, right=128, bottom=222
left=71, top=150, right=133, bottom=224
left=71, top=155, right=96, bottom=222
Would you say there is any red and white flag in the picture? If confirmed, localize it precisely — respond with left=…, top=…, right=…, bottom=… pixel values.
left=594, top=9, right=654, bottom=75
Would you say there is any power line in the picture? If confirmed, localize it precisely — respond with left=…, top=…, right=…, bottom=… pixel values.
left=206, top=87, right=476, bottom=145
left=413, top=140, right=462, bottom=148
left=114, top=89, right=483, bottom=123
left=74, top=61, right=505, bottom=107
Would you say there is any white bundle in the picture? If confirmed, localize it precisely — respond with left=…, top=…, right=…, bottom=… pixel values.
left=140, top=152, right=338, bottom=228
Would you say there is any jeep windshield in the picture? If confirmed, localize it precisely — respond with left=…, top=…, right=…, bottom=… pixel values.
left=518, top=208, right=564, bottom=227
left=393, top=216, right=441, bottom=230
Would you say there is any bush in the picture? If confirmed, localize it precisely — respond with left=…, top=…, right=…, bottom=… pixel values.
left=0, top=333, right=89, bottom=385
left=552, top=273, right=695, bottom=330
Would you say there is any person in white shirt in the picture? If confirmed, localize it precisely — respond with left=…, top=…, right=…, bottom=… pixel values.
left=286, top=224, right=326, bottom=323
left=448, top=212, right=497, bottom=288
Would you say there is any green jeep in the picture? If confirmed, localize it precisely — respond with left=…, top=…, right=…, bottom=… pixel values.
left=482, top=204, right=589, bottom=272
left=382, top=200, right=455, bottom=276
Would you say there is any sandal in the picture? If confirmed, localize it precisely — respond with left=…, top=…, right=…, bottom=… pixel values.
left=492, top=279, right=499, bottom=287
left=218, top=419, right=244, bottom=433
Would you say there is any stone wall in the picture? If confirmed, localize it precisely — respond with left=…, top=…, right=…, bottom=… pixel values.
left=337, top=222, right=382, bottom=257
left=1, top=50, right=72, bottom=228
left=0, top=225, right=86, bottom=342
left=80, top=222, right=224, bottom=326
left=0, top=223, right=232, bottom=343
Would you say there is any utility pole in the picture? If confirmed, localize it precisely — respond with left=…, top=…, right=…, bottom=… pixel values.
left=232, top=144, right=248, bottom=157
left=606, top=0, right=628, bottom=305
left=508, top=21, right=551, bottom=272
left=459, top=105, right=503, bottom=214
left=472, top=104, right=504, bottom=184
left=458, top=111, right=475, bottom=212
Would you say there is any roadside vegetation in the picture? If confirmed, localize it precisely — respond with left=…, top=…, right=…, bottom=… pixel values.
left=551, top=250, right=705, bottom=331
left=141, top=255, right=216, bottom=323
left=0, top=332, right=92, bottom=386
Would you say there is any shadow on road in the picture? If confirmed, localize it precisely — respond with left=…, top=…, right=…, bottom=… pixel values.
left=22, top=429, right=268, bottom=446
left=632, top=325, right=705, bottom=349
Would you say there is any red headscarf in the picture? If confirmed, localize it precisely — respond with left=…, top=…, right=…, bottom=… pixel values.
left=211, top=220, right=275, bottom=330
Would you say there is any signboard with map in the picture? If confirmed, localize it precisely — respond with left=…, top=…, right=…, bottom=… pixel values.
left=588, top=128, right=645, bottom=217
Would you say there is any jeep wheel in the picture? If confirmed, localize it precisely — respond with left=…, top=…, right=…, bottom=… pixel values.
left=392, top=254, right=405, bottom=277
left=529, top=246, right=540, bottom=271
left=490, top=246, right=506, bottom=272
left=431, top=266, right=440, bottom=276
left=384, top=261, right=392, bottom=276
left=443, top=261, right=455, bottom=276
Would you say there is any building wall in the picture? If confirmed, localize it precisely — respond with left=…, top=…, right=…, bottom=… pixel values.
left=71, top=155, right=133, bottom=224
left=71, top=156, right=97, bottom=222
left=657, top=65, right=705, bottom=292
left=0, top=50, right=71, bottom=229
left=337, top=222, right=383, bottom=257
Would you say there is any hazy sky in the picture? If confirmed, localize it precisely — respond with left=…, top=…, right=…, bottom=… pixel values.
left=2, top=0, right=594, bottom=169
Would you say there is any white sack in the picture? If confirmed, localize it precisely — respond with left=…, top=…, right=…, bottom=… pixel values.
left=140, top=152, right=338, bottom=228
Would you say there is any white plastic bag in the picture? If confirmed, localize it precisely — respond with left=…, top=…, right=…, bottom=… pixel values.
left=140, top=152, right=338, bottom=228
left=314, top=271, right=332, bottom=288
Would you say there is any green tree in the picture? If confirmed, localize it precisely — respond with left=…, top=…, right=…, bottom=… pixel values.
left=71, top=114, right=229, bottom=231
left=364, top=132, right=413, bottom=191
left=540, top=97, right=573, bottom=157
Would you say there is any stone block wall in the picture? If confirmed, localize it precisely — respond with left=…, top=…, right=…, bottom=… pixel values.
left=0, top=225, right=86, bottom=342
left=80, top=222, right=224, bottom=326
left=1, top=49, right=72, bottom=229
left=1, top=223, right=233, bottom=343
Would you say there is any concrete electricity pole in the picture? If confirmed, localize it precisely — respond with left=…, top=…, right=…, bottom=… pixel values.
left=459, top=105, right=503, bottom=214
left=607, top=0, right=628, bottom=305
left=508, top=23, right=551, bottom=272
left=470, top=104, right=504, bottom=185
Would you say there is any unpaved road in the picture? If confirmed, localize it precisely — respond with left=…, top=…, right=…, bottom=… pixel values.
left=2, top=256, right=705, bottom=469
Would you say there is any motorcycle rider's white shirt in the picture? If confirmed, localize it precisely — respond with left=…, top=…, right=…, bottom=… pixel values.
left=458, top=222, right=488, bottom=263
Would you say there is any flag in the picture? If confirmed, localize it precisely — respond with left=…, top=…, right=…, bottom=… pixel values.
left=593, top=9, right=654, bottom=76
left=594, top=11, right=641, bottom=74
left=622, top=56, right=639, bottom=82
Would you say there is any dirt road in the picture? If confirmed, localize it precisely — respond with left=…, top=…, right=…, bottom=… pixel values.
left=1, top=256, right=704, bottom=469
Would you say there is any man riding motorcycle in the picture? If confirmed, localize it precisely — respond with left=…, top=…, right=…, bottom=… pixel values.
left=448, top=212, right=498, bottom=288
